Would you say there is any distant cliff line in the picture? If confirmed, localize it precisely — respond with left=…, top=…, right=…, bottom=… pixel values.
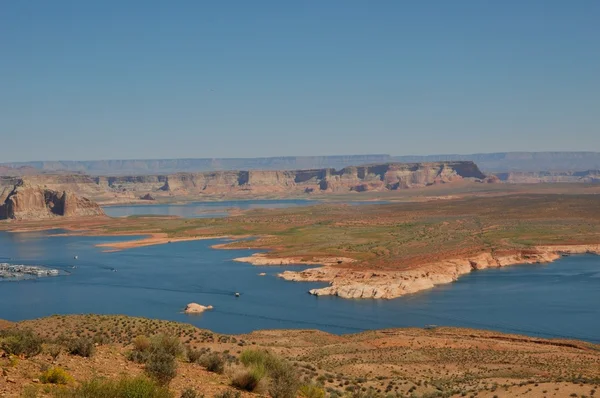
left=0, top=162, right=489, bottom=204
left=3, top=151, right=600, bottom=175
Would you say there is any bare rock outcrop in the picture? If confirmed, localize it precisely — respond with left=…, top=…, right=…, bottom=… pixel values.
left=183, top=303, right=213, bottom=314
left=277, top=245, right=600, bottom=299
left=0, top=180, right=105, bottom=220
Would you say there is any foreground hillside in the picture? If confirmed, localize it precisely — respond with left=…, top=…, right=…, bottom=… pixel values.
left=1, top=315, right=598, bottom=398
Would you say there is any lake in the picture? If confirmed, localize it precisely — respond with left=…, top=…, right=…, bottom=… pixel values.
left=102, top=199, right=392, bottom=218
left=103, top=199, right=318, bottom=218
left=0, top=229, right=598, bottom=342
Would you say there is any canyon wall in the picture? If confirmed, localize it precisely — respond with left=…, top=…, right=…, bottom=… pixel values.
left=158, top=162, right=488, bottom=195
left=495, top=170, right=600, bottom=183
left=0, top=162, right=489, bottom=203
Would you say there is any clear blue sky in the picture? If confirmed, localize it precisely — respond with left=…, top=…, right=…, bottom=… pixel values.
left=1, top=1, right=598, bottom=162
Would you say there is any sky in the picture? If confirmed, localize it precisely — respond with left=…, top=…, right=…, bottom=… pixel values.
left=1, top=1, right=599, bottom=162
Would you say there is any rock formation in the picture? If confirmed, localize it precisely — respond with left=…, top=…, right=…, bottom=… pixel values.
left=277, top=245, right=600, bottom=299
left=494, top=170, right=600, bottom=183
left=0, top=161, right=490, bottom=203
left=0, top=180, right=105, bottom=220
left=183, top=303, right=213, bottom=314
left=158, top=161, right=487, bottom=195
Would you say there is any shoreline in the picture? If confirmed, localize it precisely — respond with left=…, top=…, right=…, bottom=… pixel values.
left=95, top=233, right=234, bottom=251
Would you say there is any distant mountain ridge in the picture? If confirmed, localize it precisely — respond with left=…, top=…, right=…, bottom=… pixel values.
left=3, top=152, right=600, bottom=175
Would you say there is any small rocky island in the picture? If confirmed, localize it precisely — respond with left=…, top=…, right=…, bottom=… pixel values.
left=0, top=263, right=60, bottom=280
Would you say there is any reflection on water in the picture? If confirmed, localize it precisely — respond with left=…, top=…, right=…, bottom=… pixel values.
left=0, top=228, right=598, bottom=342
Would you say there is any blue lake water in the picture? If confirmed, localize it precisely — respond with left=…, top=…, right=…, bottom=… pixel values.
left=103, top=199, right=318, bottom=218
left=0, top=229, right=598, bottom=343
left=103, top=199, right=391, bottom=218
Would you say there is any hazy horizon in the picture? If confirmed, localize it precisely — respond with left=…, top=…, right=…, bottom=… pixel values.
left=4, top=150, right=600, bottom=166
left=2, top=1, right=599, bottom=162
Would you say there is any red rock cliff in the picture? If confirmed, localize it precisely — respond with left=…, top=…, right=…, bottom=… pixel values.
left=0, top=180, right=105, bottom=220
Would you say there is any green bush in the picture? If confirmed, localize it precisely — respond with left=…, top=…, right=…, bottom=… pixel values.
left=40, top=367, right=73, bottom=385
left=128, top=334, right=182, bottom=365
left=145, top=349, right=177, bottom=385
left=236, top=349, right=298, bottom=397
left=199, top=353, right=225, bottom=374
left=239, top=349, right=273, bottom=368
left=67, top=337, right=95, bottom=357
left=53, top=375, right=173, bottom=398
left=0, top=328, right=43, bottom=357
left=299, top=384, right=326, bottom=398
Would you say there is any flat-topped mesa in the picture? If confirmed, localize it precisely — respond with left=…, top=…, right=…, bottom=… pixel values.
left=0, top=179, right=105, bottom=221
left=159, top=161, right=488, bottom=194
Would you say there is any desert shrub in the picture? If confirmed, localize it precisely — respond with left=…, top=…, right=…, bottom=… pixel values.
left=52, top=375, right=172, bottom=398
left=299, top=384, right=326, bottom=398
left=239, top=349, right=273, bottom=368
left=268, top=359, right=300, bottom=398
left=145, top=348, right=177, bottom=385
left=181, top=388, right=200, bottom=398
left=21, top=385, right=38, bottom=398
left=40, top=367, right=73, bottom=385
left=67, top=336, right=95, bottom=357
left=231, top=366, right=265, bottom=392
left=186, top=348, right=204, bottom=363
left=126, top=334, right=183, bottom=385
left=237, top=349, right=299, bottom=397
left=133, top=335, right=152, bottom=352
left=44, top=343, right=63, bottom=360
left=199, top=352, right=225, bottom=374
left=0, top=328, right=43, bottom=357
left=151, top=334, right=183, bottom=357
left=129, top=336, right=152, bottom=363
left=128, top=334, right=182, bottom=365
left=213, top=390, right=241, bottom=398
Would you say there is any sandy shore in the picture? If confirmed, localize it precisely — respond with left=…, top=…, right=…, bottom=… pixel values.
left=95, top=233, right=231, bottom=251
left=274, top=245, right=600, bottom=299
left=233, top=253, right=356, bottom=266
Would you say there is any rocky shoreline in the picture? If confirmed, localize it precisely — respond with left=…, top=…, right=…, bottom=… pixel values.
left=236, top=245, right=600, bottom=299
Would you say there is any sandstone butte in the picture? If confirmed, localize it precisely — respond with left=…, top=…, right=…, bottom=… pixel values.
left=0, top=179, right=105, bottom=221
left=234, top=246, right=600, bottom=299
